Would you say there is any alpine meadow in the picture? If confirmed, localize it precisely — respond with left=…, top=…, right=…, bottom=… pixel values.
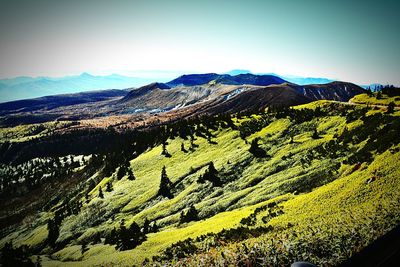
left=1, top=1, right=400, bottom=267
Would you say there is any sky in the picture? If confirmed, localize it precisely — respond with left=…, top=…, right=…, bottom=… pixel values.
left=0, top=0, right=399, bottom=85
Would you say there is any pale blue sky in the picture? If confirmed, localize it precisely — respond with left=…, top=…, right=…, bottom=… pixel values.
left=0, top=0, right=399, bottom=85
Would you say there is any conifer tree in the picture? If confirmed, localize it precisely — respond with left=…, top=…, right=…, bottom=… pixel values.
left=106, top=181, right=113, bottom=192
left=181, top=142, right=187, bottom=153
left=186, top=205, right=199, bottom=222
left=127, top=168, right=135, bottom=180
left=158, top=166, right=172, bottom=198
left=179, top=205, right=199, bottom=224
left=179, top=210, right=185, bottom=224
left=143, top=218, right=150, bottom=234
left=105, top=227, right=117, bottom=245
left=116, top=166, right=126, bottom=180
left=161, top=141, right=171, bottom=157
left=387, top=102, right=395, bottom=114
left=152, top=221, right=159, bottom=233
left=98, top=186, right=104, bottom=199
left=249, top=138, right=267, bottom=158
left=198, top=162, right=221, bottom=185
left=312, top=129, right=319, bottom=139
left=47, top=218, right=59, bottom=247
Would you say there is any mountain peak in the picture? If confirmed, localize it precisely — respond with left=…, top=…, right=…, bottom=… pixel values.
left=80, top=72, right=93, bottom=78
left=121, top=82, right=170, bottom=102
left=166, top=73, right=286, bottom=87
left=225, top=69, right=252, bottom=76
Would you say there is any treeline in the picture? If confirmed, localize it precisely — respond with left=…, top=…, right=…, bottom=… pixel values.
left=0, top=156, right=85, bottom=197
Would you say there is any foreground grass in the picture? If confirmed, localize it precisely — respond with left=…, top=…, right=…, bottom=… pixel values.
left=1, top=100, right=399, bottom=266
left=171, top=147, right=400, bottom=266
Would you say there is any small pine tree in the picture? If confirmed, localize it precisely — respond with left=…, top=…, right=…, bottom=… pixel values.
left=158, top=166, right=172, bottom=198
left=186, top=205, right=199, bottom=222
left=377, top=91, right=382, bottom=99
left=104, top=227, right=118, bottom=244
left=179, top=205, right=199, bottom=224
left=98, top=186, right=104, bottom=199
left=181, top=143, right=187, bottom=153
left=387, top=102, right=395, bottom=114
left=312, top=129, right=319, bottom=139
left=201, top=161, right=221, bottom=186
left=81, top=243, right=88, bottom=255
left=152, top=221, right=159, bottom=233
left=116, top=166, right=126, bottom=180
left=106, top=181, right=113, bottom=192
left=127, top=168, right=135, bottom=180
left=142, top=218, right=150, bottom=234
left=179, top=210, right=185, bottom=224
left=47, top=219, right=59, bottom=247
left=207, top=162, right=217, bottom=175
left=161, top=141, right=171, bottom=157
left=249, top=138, right=267, bottom=158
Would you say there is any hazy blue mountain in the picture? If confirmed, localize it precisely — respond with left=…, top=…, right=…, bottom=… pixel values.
left=360, top=83, right=384, bottom=91
left=256, top=73, right=334, bottom=85
left=166, top=73, right=286, bottom=87
left=224, top=70, right=335, bottom=86
left=280, top=76, right=334, bottom=85
left=224, top=69, right=252, bottom=76
left=0, top=73, right=159, bottom=102
left=0, top=89, right=128, bottom=115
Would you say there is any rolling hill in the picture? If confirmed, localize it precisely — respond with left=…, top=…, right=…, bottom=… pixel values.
left=165, top=73, right=287, bottom=87
left=0, top=89, right=129, bottom=116
left=118, top=74, right=365, bottom=116
left=0, top=99, right=399, bottom=266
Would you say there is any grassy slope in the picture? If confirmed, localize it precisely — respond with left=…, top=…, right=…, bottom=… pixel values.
left=174, top=148, right=400, bottom=266
left=0, top=121, right=74, bottom=143
left=1, top=100, right=399, bottom=266
left=351, top=93, right=400, bottom=106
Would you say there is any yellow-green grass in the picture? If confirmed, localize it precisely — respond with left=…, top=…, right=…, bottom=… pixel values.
left=0, top=121, right=74, bottom=143
left=351, top=93, right=400, bottom=106
left=2, top=100, right=399, bottom=266
left=176, top=145, right=400, bottom=266
left=42, top=205, right=257, bottom=266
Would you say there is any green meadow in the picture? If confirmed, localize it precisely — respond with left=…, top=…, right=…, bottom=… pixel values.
left=1, top=99, right=400, bottom=266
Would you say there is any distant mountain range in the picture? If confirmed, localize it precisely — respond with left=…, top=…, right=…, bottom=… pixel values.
left=224, top=69, right=335, bottom=85
left=0, top=72, right=366, bottom=127
left=0, top=73, right=159, bottom=103
left=0, top=70, right=381, bottom=103
left=0, top=89, right=128, bottom=116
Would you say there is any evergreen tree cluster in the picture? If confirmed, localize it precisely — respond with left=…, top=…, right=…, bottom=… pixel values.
left=198, top=162, right=221, bottom=186
left=104, top=219, right=158, bottom=251
left=104, top=221, right=146, bottom=250
left=381, top=85, right=400, bottom=97
left=179, top=205, right=199, bottom=224
left=0, top=156, right=84, bottom=197
left=248, top=138, right=267, bottom=158
left=0, top=242, right=34, bottom=267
